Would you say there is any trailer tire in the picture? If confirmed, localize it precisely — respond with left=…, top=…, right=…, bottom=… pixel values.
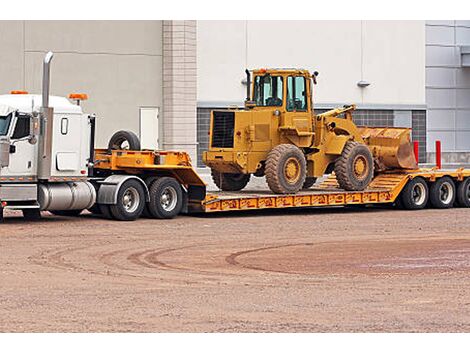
left=302, top=177, right=317, bottom=189
left=265, top=144, right=307, bottom=194
left=22, top=209, right=41, bottom=221
left=146, top=177, right=183, bottom=219
left=211, top=170, right=250, bottom=192
left=429, top=176, right=456, bottom=209
left=109, top=179, right=146, bottom=221
left=334, top=141, right=374, bottom=191
left=50, top=210, right=83, bottom=217
left=400, top=177, right=429, bottom=210
left=108, top=130, right=141, bottom=151
left=456, top=178, right=470, bottom=207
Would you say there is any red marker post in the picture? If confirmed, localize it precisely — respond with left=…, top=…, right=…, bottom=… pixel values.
left=435, top=140, right=442, bottom=169
left=413, top=141, right=419, bottom=163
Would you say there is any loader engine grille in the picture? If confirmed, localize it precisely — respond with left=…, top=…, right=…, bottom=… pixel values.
left=211, top=111, right=235, bottom=148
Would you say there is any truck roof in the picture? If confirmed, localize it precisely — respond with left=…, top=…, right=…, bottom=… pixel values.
left=0, top=94, right=83, bottom=115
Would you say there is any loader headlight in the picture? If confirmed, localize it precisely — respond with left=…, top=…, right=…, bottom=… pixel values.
left=274, top=110, right=281, bottom=117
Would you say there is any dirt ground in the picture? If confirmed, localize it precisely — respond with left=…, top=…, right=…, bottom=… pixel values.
left=1, top=206, right=470, bottom=332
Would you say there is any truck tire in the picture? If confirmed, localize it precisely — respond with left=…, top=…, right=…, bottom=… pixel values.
left=334, top=141, right=374, bottom=191
left=211, top=170, right=250, bottom=191
left=265, top=144, right=307, bottom=194
left=456, top=178, right=470, bottom=207
left=146, top=177, right=184, bottom=219
left=302, top=177, right=317, bottom=189
left=400, top=177, right=429, bottom=210
left=108, top=130, right=141, bottom=151
left=429, top=176, right=456, bottom=209
left=109, top=179, right=146, bottom=221
left=22, top=209, right=41, bottom=221
left=49, top=210, right=83, bottom=217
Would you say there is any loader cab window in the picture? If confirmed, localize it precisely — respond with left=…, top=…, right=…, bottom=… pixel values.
left=12, top=113, right=31, bottom=140
left=0, top=113, right=12, bottom=136
left=286, top=76, right=308, bottom=112
left=254, top=75, right=283, bottom=107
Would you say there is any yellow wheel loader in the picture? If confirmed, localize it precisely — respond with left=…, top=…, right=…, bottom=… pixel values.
left=203, top=68, right=418, bottom=194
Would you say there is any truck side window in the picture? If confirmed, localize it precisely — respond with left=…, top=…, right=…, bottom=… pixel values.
left=61, top=118, right=69, bottom=135
left=286, top=76, right=307, bottom=112
left=12, top=114, right=30, bottom=139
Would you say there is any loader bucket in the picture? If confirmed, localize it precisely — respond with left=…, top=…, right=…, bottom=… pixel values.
left=358, top=127, right=418, bottom=170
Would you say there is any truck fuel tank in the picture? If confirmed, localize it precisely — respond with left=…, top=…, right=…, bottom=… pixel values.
left=38, top=181, right=96, bottom=211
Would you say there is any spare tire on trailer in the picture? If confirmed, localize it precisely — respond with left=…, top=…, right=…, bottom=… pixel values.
left=108, top=130, right=141, bottom=151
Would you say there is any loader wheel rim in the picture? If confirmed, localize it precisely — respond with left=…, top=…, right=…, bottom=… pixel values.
left=353, top=155, right=369, bottom=180
left=412, top=183, right=427, bottom=206
left=122, top=187, right=140, bottom=213
left=284, top=157, right=301, bottom=183
left=439, top=181, right=454, bottom=205
left=160, top=186, right=178, bottom=212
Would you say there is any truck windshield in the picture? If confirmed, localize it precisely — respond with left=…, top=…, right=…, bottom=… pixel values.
left=254, top=75, right=283, bottom=107
left=0, top=114, right=12, bottom=136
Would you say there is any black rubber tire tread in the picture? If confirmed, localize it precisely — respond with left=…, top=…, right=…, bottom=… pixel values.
left=108, top=130, right=141, bottom=151
left=211, top=169, right=250, bottom=191
left=265, top=144, right=307, bottom=194
left=49, top=210, right=83, bottom=217
left=22, top=209, right=41, bottom=221
left=147, top=177, right=184, bottom=219
left=109, top=179, right=146, bottom=221
left=99, top=204, right=113, bottom=219
left=456, top=178, right=470, bottom=208
left=334, top=141, right=374, bottom=191
left=400, top=177, right=429, bottom=210
left=429, top=176, right=456, bottom=209
left=302, top=177, right=317, bottom=189
left=142, top=176, right=159, bottom=218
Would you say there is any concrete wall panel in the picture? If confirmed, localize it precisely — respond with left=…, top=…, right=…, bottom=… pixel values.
left=427, top=109, right=456, bottom=130
left=0, top=21, right=24, bottom=93
left=426, top=67, right=455, bottom=87
left=426, top=25, right=454, bottom=45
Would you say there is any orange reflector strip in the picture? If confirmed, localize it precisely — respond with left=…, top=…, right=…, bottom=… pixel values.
left=68, top=93, right=88, bottom=100
left=10, top=90, right=28, bottom=95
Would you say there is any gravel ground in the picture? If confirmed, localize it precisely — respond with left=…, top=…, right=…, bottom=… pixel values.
left=0, top=205, right=470, bottom=332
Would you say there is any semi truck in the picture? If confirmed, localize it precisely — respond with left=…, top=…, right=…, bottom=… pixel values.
left=0, top=52, right=469, bottom=223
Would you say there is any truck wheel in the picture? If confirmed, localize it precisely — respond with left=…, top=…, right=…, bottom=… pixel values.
left=146, top=177, right=183, bottom=219
left=334, top=141, right=374, bottom=191
left=429, top=176, right=456, bottom=209
left=400, top=177, right=429, bottom=210
left=456, top=178, right=470, bottom=207
left=211, top=170, right=250, bottom=191
left=109, top=179, right=145, bottom=221
left=108, top=130, right=141, bottom=151
left=22, top=209, right=41, bottom=221
left=265, top=144, right=307, bottom=194
left=50, top=210, right=83, bottom=217
left=302, top=177, right=317, bottom=189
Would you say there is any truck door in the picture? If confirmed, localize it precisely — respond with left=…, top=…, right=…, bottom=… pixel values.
left=4, top=113, right=36, bottom=176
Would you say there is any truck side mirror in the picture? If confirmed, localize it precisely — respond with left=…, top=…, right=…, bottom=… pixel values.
left=0, top=137, right=11, bottom=168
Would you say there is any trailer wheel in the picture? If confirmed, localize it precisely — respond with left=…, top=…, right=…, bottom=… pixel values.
left=456, top=178, right=470, bottom=207
left=108, top=130, right=141, bottom=151
left=334, top=141, right=374, bottom=191
left=211, top=170, right=251, bottom=192
left=429, top=176, right=456, bottom=209
left=109, top=179, right=145, bottom=221
left=146, top=177, right=183, bottom=219
left=265, top=144, right=307, bottom=194
left=400, top=177, right=429, bottom=210
left=302, top=177, right=317, bottom=189
left=22, top=209, right=41, bottom=221
left=49, top=210, right=83, bottom=217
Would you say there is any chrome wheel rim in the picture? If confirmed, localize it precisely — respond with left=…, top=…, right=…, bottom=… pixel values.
left=412, top=183, right=426, bottom=206
left=439, top=181, right=454, bottom=205
left=122, top=187, right=140, bottom=213
left=160, top=186, right=178, bottom=212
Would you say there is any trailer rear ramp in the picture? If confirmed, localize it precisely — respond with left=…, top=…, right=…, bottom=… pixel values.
left=190, top=168, right=470, bottom=213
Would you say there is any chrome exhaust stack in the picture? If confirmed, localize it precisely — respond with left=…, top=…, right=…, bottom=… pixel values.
left=38, top=51, right=54, bottom=180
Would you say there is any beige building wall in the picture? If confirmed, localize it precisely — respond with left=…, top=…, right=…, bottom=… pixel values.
left=0, top=20, right=163, bottom=148
left=197, top=20, right=425, bottom=107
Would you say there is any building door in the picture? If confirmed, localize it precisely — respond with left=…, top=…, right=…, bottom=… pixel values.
left=139, top=107, right=159, bottom=150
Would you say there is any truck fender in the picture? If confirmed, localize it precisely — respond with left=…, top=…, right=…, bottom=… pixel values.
left=96, top=175, right=149, bottom=205
left=324, top=135, right=351, bottom=155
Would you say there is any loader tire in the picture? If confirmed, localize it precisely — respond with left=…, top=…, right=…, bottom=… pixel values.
left=334, top=141, right=374, bottom=191
left=265, top=144, right=306, bottom=194
left=108, top=130, right=141, bottom=151
left=211, top=170, right=250, bottom=191
left=302, top=177, right=317, bottom=189
left=456, top=178, right=470, bottom=208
